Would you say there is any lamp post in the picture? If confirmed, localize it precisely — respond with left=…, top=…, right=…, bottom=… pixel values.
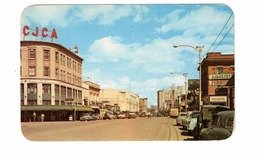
left=170, top=72, right=188, bottom=111
left=173, top=45, right=204, bottom=110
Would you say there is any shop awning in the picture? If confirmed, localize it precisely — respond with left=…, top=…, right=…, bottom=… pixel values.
left=21, top=105, right=94, bottom=112
left=75, top=106, right=95, bottom=112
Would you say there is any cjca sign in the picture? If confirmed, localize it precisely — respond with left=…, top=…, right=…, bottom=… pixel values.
left=22, top=25, right=58, bottom=41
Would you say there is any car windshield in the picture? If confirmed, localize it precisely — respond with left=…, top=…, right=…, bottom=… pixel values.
left=191, top=112, right=200, bottom=118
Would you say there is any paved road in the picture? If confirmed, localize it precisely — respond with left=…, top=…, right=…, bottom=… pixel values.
left=21, top=117, right=193, bottom=141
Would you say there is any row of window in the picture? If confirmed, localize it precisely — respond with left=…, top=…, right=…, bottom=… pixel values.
left=23, top=66, right=82, bottom=86
left=27, top=66, right=50, bottom=77
left=21, top=48, right=82, bottom=74
left=21, top=83, right=82, bottom=105
left=57, top=52, right=81, bottom=73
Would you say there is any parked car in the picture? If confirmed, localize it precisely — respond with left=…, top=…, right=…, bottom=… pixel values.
left=193, top=105, right=230, bottom=140
left=103, top=112, right=115, bottom=120
left=80, top=113, right=94, bottom=121
left=139, top=112, right=147, bottom=117
left=176, top=112, right=187, bottom=126
left=91, top=114, right=100, bottom=120
left=200, top=110, right=234, bottom=140
left=187, top=111, right=200, bottom=135
left=116, top=113, right=126, bottom=119
left=127, top=113, right=137, bottom=119
left=182, top=111, right=200, bottom=130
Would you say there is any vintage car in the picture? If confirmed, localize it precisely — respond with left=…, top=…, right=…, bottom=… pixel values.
left=182, top=111, right=200, bottom=130
left=200, top=110, right=234, bottom=140
left=116, top=113, right=126, bottom=119
left=176, top=112, right=187, bottom=126
left=80, top=113, right=94, bottom=121
left=127, top=113, right=137, bottom=119
left=187, top=111, right=200, bottom=135
left=103, top=112, right=115, bottom=120
left=193, top=105, right=230, bottom=140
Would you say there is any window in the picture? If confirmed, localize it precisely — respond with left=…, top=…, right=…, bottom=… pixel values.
left=67, top=58, right=71, bottom=69
left=55, top=68, right=59, bottom=79
left=28, top=66, right=36, bottom=76
left=55, top=51, right=59, bottom=63
left=44, top=49, right=50, bottom=60
left=28, top=83, right=37, bottom=93
left=29, top=49, right=36, bottom=59
left=44, top=67, right=50, bottom=76
left=55, top=85, right=59, bottom=95
left=60, top=54, right=66, bottom=66
left=42, top=84, right=51, bottom=94
left=217, top=66, right=223, bottom=74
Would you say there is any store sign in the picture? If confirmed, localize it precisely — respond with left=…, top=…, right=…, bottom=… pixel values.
left=208, top=80, right=228, bottom=86
left=23, top=25, right=58, bottom=39
left=208, top=73, right=233, bottom=80
left=210, top=96, right=227, bottom=102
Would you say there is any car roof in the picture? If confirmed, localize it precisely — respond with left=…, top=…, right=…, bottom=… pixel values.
left=202, top=105, right=230, bottom=110
left=217, top=111, right=234, bottom=118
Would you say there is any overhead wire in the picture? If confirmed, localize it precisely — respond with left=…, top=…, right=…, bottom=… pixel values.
left=189, top=12, right=234, bottom=79
left=203, top=12, right=234, bottom=56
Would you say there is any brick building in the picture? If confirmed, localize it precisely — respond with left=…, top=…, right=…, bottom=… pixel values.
left=200, top=52, right=235, bottom=109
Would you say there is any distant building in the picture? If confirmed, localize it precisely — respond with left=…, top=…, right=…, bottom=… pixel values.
left=100, top=89, right=140, bottom=112
left=139, top=98, right=148, bottom=113
left=83, top=81, right=101, bottom=107
left=157, top=89, right=174, bottom=112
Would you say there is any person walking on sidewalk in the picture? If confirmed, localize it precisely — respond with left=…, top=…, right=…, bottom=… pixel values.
left=33, top=111, right=36, bottom=122
left=41, top=113, right=45, bottom=122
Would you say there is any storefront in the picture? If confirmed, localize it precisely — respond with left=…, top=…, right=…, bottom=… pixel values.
left=21, top=105, right=94, bottom=122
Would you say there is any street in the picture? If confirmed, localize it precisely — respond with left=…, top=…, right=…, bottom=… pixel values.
left=21, top=117, right=193, bottom=141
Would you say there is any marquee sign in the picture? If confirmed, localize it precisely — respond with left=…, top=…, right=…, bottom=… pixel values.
left=22, top=25, right=58, bottom=41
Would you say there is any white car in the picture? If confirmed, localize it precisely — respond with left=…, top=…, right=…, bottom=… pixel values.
left=176, top=112, right=187, bottom=126
left=187, top=111, right=200, bottom=135
left=182, top=111, right=200, bottom=130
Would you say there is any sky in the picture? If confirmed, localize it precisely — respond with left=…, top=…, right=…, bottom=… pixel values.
left=20, top=4, right=234, bottom=107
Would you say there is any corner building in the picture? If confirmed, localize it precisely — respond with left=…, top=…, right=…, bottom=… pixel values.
left=20, top=41, right=93, bottom=121
left=200, top=52, right=234, bottom=109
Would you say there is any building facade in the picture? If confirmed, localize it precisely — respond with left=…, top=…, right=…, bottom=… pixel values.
left=20, top=40, right=94, bottom=121
left=157, top=89, right=174, bottom=112
left=139, top=98, right=148, bottom=113
left=200, top=52, right=235, bottom=109
left=83, top=81, right=101, bottom=107
left=100, top=89, right=140, bottom=112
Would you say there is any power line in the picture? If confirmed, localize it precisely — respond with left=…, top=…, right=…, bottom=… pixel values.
left=211, top=23, right=234, bottom=52
left=204, top=13, right=234, bottom=56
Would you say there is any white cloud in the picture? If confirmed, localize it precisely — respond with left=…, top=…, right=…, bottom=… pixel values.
left=87, top=36, right=188, bottom=74
left=156, top=6, right=233, bottom=37
left=21, top=5, right=150, bottom=27
left=87, top=36, right=130, bottom=62
left=21, top=5, right=72, bottom=27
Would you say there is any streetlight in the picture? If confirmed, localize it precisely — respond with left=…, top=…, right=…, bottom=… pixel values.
left=173, top=45, right=204, bottom=110
left=170, top=72, right=188, bottom=111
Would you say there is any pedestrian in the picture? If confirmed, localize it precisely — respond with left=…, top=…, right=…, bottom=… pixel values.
left=148, top=113, right=151, bottom=119
left=33, top=111, right=36, bottom=122
left=41, top=113, right=45, bottom=122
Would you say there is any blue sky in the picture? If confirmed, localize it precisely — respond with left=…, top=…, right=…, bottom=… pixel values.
left=20, top=4, right=234, bottom=107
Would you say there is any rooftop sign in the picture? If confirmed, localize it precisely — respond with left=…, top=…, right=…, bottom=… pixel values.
left=22, top=25, right=58, bottom=41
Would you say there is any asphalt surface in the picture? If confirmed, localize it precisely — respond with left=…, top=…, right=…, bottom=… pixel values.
left=21, top=117, right=193, bottom=141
